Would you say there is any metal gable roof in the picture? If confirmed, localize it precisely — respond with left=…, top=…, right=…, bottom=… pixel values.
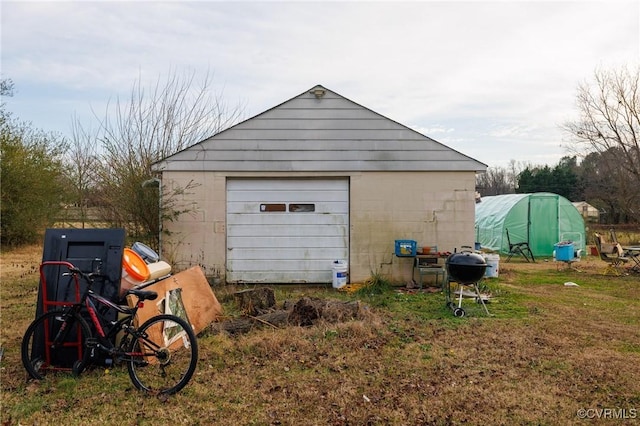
left=152, top=84, right=488, bottom=173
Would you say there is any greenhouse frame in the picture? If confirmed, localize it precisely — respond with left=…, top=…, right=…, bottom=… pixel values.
left=475, top=193, right=586, bottom=258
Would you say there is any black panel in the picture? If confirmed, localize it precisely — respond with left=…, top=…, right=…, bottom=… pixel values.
left=38, top=228, right=126, bottom=309
left=32, top=229, right=126, bottom=367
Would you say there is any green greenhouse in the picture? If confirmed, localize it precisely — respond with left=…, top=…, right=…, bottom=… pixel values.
left=475, top=193, right=586, bottom=258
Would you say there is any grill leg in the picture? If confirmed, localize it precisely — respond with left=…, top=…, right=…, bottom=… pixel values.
left=473, top=283, right=492, bottom=316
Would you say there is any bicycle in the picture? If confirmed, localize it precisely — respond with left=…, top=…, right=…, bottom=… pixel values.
left=21, top=261, right=198, bottom=395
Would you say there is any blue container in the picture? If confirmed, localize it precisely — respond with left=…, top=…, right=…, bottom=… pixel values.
left=131, top=241, right=160, bottom=263
left=555, top=242, right=574, bottom=261
left=395, top=240, right=417, bottom=257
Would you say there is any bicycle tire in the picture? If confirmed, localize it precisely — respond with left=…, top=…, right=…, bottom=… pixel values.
left=127, top=314, right=198, bottom=395
left=21, top=310, right=92, bottom=380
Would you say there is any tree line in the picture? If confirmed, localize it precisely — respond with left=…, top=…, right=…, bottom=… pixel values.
left=477, top=151, right=637, bottom=223
left=2, top=66, right=639, bottom=248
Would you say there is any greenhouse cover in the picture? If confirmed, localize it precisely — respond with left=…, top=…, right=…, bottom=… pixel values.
left=475, top=193, right=586, bottom=258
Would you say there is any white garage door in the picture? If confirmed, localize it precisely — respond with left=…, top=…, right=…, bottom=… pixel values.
left=226, top=178, right=349, bottom=283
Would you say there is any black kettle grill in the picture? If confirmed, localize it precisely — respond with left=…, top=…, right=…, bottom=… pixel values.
left=445, top=250, right=487, bottom=284
left=444, top=248, right=491, bottom=317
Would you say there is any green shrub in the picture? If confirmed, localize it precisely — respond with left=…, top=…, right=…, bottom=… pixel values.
left=1, top=116, right=67, bottom=246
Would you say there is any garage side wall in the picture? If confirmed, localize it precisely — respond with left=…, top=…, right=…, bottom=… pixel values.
left=161, top=170, right=477, bottom=284
left=161, top=171, right=227, bottom=278
left=350, top=171, right=477, bottom=283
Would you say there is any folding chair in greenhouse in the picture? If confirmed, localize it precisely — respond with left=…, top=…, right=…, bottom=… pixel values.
left=505, top=228, right=535, bottom=263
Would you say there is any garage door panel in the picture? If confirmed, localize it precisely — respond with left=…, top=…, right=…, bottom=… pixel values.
left=229, top=259, right=345, bottom=271
left=226, top=178, right=348, bottom=283
left=228, top=235, right=347, bottom=247
left=227, top=179, right=344, bottom=191
left=228, top=247, right=347, bottom=260
left=227, top=201, right=348, bottom=214
left=228, top=214, right=347, bottom=226
left=228, top=271, right=331, bottom=283
left=228, top=225, right=348, bottom=238
left=228, top=190, right=348, bottom=203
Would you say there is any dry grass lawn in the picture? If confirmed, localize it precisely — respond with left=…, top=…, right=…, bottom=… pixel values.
left=1, top=245, right=639, bottom=425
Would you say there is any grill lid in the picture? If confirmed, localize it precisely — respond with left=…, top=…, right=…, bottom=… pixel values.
left=446, top=251, right=486, bottom=266
left=445, top=250, right=487, bottom=284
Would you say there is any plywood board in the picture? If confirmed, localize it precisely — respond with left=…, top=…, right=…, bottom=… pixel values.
left=129, top=266, right=223, bottom=335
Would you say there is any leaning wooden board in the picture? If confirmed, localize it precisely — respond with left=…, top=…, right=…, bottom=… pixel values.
left=128, top=266, right=223, bottom=335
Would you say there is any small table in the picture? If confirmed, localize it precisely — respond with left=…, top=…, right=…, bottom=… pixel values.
left=413, top=255, right=446, bottom=289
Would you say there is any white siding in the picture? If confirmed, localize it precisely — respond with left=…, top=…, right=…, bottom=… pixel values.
left=153, top=85, right=487, bottom=173
left=226, top=178, right=349, bottom=283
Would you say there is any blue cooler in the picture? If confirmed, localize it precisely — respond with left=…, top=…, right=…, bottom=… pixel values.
left=555, top=242, right=574, bottom=261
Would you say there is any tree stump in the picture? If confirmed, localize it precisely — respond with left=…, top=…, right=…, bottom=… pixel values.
left=205, top=292, right=368, bottom=336
left=288, top=297, right=363, bottom=326
left=233, top=287, right=276, bottom=316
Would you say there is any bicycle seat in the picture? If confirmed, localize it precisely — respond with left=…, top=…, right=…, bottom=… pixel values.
left=127, top=289, right=158, bottom=301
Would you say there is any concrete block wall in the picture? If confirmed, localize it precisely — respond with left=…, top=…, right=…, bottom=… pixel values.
left=162, top=170, right=477, bottom=284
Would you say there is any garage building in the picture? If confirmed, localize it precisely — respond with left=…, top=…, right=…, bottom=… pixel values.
left=152, top=85, right=487, bottom=284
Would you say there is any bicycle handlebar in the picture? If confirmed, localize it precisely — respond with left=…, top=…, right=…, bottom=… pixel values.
left=62, top=266, right=105, bottom=283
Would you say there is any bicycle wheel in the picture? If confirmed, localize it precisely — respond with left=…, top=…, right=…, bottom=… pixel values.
left=21, top=310, right=92, bottom=379
left=127, top=314, right=198, bottom=395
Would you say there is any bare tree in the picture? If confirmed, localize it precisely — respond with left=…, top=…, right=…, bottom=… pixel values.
left=476, top=160, right=531, bottom=196
left=62, top=116, right=101, bottom=228
left=71, top=69, right=245, bottom=247
left=476, top=166, right=514, bottom=196
left=563, top=66, right=640, bottom=222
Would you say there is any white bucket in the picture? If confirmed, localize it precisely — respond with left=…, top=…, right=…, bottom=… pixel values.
left=147, top=260, right=172, bottom=281
left=332, top=260, right=348, bottom=289
left=483, top=254, right=500, bottom=278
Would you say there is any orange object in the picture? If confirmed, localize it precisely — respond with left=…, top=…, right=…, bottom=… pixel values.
left=120, top=248, right=151, bottom=298
left=122, top=248, right=150, bottom=281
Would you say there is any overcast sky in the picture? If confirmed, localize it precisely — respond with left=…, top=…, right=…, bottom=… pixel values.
left=2, top=1, right=638, bottom=168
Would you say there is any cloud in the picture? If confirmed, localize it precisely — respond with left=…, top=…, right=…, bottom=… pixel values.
left=410, top=125, right=455, bottom=135
left=2, top=1, right=638, bottom=168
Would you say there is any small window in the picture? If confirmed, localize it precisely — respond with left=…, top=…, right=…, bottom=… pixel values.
left=289, top=204, right=315, bottom=213
left=260, top=203, right=286, bottom=212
